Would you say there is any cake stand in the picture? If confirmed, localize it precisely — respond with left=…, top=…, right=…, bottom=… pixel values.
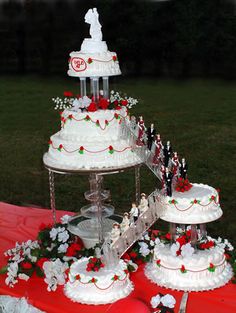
left=44, top=162, right=142, bottom=248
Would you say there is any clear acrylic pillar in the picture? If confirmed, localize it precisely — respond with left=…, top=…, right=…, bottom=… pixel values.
left=90, top=77, right=100, bottom=103
left=170, top=222, right=176, bottom=242
left=191, top=224, right=198, bottom=248
left=200, top=223, right=207, bottom=239
left=80, top=78, right=87, bottom=97
left=102, top=77, right=109, bottom=99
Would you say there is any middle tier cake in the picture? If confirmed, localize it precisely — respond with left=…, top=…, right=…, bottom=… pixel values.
left=44, top=107, right=142, bottom=170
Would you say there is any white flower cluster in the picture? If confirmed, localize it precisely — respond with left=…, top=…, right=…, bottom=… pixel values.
left=170, top=242, right=194, bottom=258
left=49, top=226, right=70, bottom=254
left=52, top=97, right=74, bottom=110
left=110, top=90, right=138, bottom=109
left=213, top=236, right=234, bottom=251
left=138, top=241, right=151, bottom=257
left=151, top=293, right=176, bottom=310
left=43, top=259, right=68, bottom=292
left=60, top=214, right=71, bottom=224
left=4, top=240, right=39, bottom=287
left=70, top=96, right=92, bottom=111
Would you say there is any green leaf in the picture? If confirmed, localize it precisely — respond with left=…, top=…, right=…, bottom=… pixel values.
left=35, top=267, right=44, bottom=277
left=0, top=265, right=8, bottom=274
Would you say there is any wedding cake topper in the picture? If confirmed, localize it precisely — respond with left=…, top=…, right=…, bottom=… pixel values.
left=85, top=8, right=103, bottom=41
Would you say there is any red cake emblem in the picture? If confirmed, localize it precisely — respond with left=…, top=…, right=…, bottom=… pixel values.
left=70, top=57, right=87, bottom=72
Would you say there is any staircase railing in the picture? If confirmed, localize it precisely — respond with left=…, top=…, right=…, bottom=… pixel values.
left=102, top=190, right=165, bottom=267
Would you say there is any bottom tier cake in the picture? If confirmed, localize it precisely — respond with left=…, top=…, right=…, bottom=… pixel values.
left=64, top=258, right=133, bottom=304
left=145, top=244, right=233, bottom=292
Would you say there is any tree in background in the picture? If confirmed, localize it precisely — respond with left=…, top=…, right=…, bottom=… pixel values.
left=0, top=0, right=235, bottom=78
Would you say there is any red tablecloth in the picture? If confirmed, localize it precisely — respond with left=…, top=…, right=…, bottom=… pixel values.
left=0, top=202, right=235, bottom=313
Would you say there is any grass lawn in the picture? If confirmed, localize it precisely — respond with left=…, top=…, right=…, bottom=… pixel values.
left=0, top=75, right=235, bottom=244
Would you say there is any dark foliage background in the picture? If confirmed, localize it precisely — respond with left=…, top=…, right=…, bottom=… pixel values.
left=0, top=0, right=235, bottom=79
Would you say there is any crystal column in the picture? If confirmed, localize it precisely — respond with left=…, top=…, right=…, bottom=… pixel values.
left=170, top=222, right=176, bottom=242
left=90, top=77, right=100, bottom=103
left=80, top=78, right=87, bottom=97
left=191, top=224, right=198, bottom=248
left=102, top=76, right=109, bottom=99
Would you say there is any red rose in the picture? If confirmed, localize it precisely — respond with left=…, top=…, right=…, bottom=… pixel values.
left=116, top=105, right=122, bottom=110
left=186, top=230, right=191, bottom=237
left=113, top=275, right=119, bottom=281
left=91, top=277, right=96, bottom=283
left=180, top=265, right=186, bottom=273
left=48, top=140, right=52, bottom=145
left=21, top=262, right=33, bottom=270
left=76, top=274, right=80, bottom=280
left=68, top=114, right=73, bottom=119
left=193, top=199, right=198, bottom=204
left=66, top=243, right=83, bottom=257
left=114, top=100, right=119, bottom=106
left=122, top=252, right=131, bottom=260
left=176, top=236, right=187, bottom=247
left=87, top=102, right=97, bottom=112
left=39, top=223, right=52, bottom=231
left=165, top=233, right=171, bottom=240
left=129, top=251, right=137, bottom=259
left=209, top=263, right=214, bottom=268
left=63, top=91, right=73, bottom=97
left=136, top=259, right=144, bottom=265
left=109, top=145, right=113, bottom=151
left=59, top=144, right=63, bottom=150
left=112, top=55, right=117, bottom=61
left=99, top=98, right=109, bottom=110
left=87, top=58, right=93, bottom=64
left=36, top=258, right=49, bottom=269
left=205, top=241, right=215, bottom=249
left=121, top=99, right=128, bottom=106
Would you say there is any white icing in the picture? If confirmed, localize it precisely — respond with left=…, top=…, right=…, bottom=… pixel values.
left=160, top=183, right=222, bottom=224
left=60, top=107, right=127, bottom=142
left=81, top=39, right=108, bottom=53
left=145, top=244, right=233, bottom=291
left=64, top=258, right=133, bottom=304
left=44, top=108, right=142, bottom=170
left=68, top=51, right=121, bottom=77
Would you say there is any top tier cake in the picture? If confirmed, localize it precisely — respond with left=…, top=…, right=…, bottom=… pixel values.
left=68, top=8, right=121, bottom=78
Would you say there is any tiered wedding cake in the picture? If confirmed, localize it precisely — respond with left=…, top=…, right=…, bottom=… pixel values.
left=145, top=184, right=233, bottom=291
left=43, top=7, right=141, bottom=171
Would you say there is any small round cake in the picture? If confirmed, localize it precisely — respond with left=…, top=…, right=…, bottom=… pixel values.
left=145, top=243, right=233, bottom=292
left=68, top=36, right=121, bottom=78
left=64, top=258, right=133, bottom=304
left=68, top=49, right=121, bottom=78
left=159, top=183, right=222, bottom=224
left=43, top=108, right=142, bottom=170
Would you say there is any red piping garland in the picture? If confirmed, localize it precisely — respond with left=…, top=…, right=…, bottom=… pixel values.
left=88, top=57, right=116, bottom=63
left=62, top=111, right=128, bottom=131
left=74, top=273, right=128, bottom=291
left=51, top=143, right=132, bottom=154
left=158, top=197, right=219, bottom=212
left=156, top=258, right=225, bottom=273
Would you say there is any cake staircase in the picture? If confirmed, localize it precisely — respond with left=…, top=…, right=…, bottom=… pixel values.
left=102, top=190, right=164, bottom=267
left=102, top=119, right=167, bottom=266
left=120, top=118, right=163, bottom=181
